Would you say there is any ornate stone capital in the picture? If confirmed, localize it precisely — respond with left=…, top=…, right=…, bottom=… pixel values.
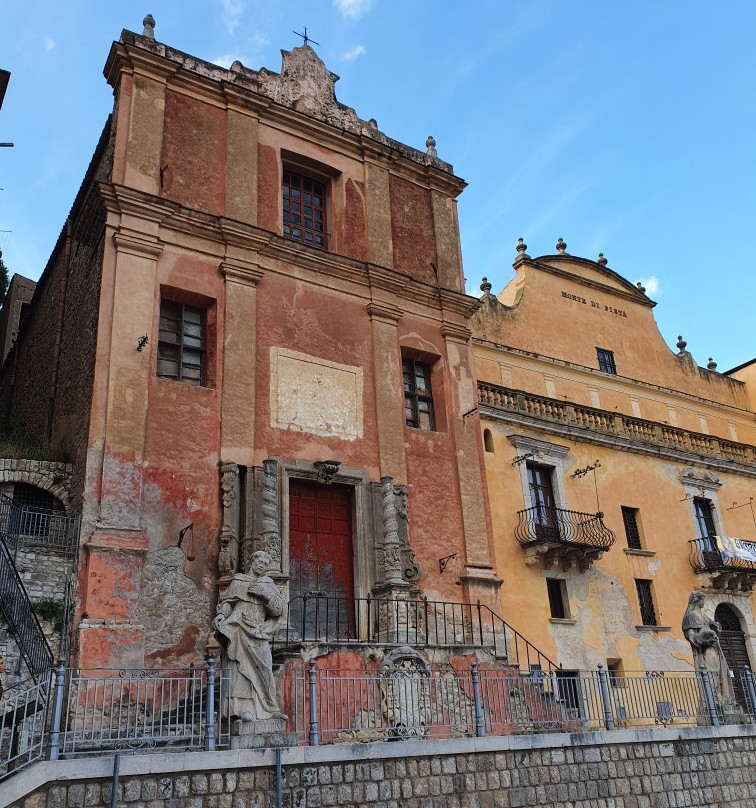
left=220, top=262, right=264, bottom=287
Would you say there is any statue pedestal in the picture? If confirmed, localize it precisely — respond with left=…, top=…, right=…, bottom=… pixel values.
left=230, top=717, right=294, bottom=749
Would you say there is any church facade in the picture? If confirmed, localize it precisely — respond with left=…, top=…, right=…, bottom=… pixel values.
left=0, top=21, right=504, bottom=674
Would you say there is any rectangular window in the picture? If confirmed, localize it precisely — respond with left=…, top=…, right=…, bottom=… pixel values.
left=635, top=579, right=658, bottom=626
left=596, top=348, right=617, bottom=374
left=157, top=299, right=206, bottom=385
left=403, top=359, right=435, bottom=430
left=693, top=497, right=717, bottom=539
left=546, top=578, right=568, bottom=619
left=282, top=169, right=326, bottom=248
left=526, top=463, right=559, bottom=541
left=621, top=506, right=642, bottom=550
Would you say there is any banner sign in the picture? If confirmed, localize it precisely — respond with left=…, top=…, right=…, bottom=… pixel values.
left=716, top=535, right=756, bottom=565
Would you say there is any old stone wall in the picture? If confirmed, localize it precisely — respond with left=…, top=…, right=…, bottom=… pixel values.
left=0, top=116, right=112, bottom=507
left=1, top=726, right=754, bottom=808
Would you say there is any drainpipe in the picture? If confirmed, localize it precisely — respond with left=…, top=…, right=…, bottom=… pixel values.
left=110, top=753, right=120, bottom=808
left=274, top=747, right=282, bottom=808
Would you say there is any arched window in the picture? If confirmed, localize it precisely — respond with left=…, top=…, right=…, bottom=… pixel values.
left=483, top=428, right=494, bottom=453
left=715, top=603, right=742, bottom=633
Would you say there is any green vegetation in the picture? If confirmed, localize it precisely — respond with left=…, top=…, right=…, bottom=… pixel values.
left=0, top=422, right=70, bottom=462
left=33, top=598, right=64, bottom=634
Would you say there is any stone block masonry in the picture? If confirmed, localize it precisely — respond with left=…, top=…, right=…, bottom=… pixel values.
left=1, top=725, right=755, bottom=808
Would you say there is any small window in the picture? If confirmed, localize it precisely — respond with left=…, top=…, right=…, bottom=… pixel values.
left=157, top=299, right=206, bottom=385
left=483, top=428, right=494, bottom=453
left=546, top=578, right=569, bottom=619
left=403, top=358, right=435, bottom=431
left=606, top=658, right=625, bottom=689
left=621, top=506, right=642, bottom=550
left=596, top=348, right=616, bottom=374
left=693, top=497, right=716, bottom=539
left=635, top=579, right=658, bottom=626
left=282, top=169, right=326, bottom=249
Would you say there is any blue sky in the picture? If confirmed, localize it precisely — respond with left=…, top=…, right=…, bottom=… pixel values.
left=0, top=1, right=753, bottom=371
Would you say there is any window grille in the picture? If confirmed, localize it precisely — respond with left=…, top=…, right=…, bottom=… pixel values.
left=157, top=300, right=206, bottom=385
left=596, top=348, right=617, bottom=374
left=402, top=359, right=435, bottom=430
left=283, top=170, right=326, bottom=248
left=621, top=506, right=642, bottom=550
left=635, top=579, right=658, bottom=626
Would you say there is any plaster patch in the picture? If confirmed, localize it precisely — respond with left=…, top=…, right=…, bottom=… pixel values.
left=269, top=347, right=363, bottom=440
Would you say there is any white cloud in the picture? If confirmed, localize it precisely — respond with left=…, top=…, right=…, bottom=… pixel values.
left=638, top=276, right=661, bottom=296
left=342, top=45, right=366, bottom=61
left=213, top=34, right=269, bottom=69
left=217, top=0, right=244, bottom=35
left=333, top=0, right=374, bottom=20
left=44, top=38, right=56, bottom=52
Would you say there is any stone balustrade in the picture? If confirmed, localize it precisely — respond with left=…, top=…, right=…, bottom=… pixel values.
left=478, top=382, right=755, bottom=467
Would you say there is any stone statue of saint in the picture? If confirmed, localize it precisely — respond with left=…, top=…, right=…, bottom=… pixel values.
left=682, top=591, right=738, bottom=711
left=214, top=551, right=286, bottom=722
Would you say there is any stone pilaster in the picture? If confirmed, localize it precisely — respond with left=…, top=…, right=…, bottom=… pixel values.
left=367, top=302, right=407, bottom=484
left=440, top=323, right=500, bottom=605
left=219, top=262, right=263, bottom=467
left=224, top=96, right=259, bottom=225
left=365, top=162, right=394, bottom=268
left=430, top=189, right=463, bottom=292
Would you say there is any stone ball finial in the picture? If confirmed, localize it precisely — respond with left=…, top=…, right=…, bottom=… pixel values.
left=676, top=335, right=687, bottom=352
left=425, top=136, right=437, bottom=158
left=516, top=238, right=528, bottom=256
left=556, top=238, right=567, bottom=254
left=143, top=14, right=156, bottom=39
left=597, top=253, right=608, bottom=267
left=636, top=280, right=646, bottom=293
left=480, top=277, right=492, bottom=295
left=707, top=358, right=718, bottom=371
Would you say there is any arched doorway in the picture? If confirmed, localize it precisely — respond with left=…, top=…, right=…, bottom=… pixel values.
left=714, top=603, right=752, bottom=710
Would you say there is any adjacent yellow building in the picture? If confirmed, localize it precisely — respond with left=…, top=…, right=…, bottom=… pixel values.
left=471, top=239, right=755, bottom=705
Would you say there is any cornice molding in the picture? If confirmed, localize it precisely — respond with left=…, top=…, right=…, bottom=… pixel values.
left=440, top=323, right=473, bottom=343
left=366, top=302, right=402, bottom=324
left=112, top=232, right=162, bottom=259
left=220, top=262, right=264, bottom=287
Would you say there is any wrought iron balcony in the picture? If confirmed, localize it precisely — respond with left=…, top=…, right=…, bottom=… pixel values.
left=515, top=506, right=615, bottom=570
left=689, top=537, right=756, bottom=592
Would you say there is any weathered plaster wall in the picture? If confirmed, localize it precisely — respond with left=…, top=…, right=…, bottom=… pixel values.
left=388, top=175, right=436, bottom=285
left=482, top=421, right=756, bottom=672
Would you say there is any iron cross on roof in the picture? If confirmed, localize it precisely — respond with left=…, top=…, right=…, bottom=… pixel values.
left=293, top=27, right=320, bottom=47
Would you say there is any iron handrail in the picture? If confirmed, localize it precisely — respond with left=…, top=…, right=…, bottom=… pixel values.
left=0, top=529, right=53, bottom=678
left=689, top=536, right=756, bottom=573
left=276, top=594, right=560, bottom=673
left=0, top=494, right=81, bottom=561
left=515, top=506, right=616, bottom=550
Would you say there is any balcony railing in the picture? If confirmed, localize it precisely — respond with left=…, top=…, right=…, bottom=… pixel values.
left=0, top=494, right=81, bottom=561
left=689, top=537, right=756, bottom=574
left=275, top=595, right=561, bottom=673
left=515, top=506, right=616, bottom=550
left=478, top=382, right=755, bottom=467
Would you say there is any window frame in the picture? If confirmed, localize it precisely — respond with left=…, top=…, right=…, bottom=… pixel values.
left=621, top=506, right=643, bottom=550
left=546, top=577, right=569, bottom=620
left=596, top=347, right=617, bottom=375
left=157, top=298, right=207, bottom=386
left=635, top=579, right=659, bottom=627
left=692, top=497, right=717, bottom=540
left=282, top=168, right=328, bottom=250
left=402, top=357, right=436, bottom=431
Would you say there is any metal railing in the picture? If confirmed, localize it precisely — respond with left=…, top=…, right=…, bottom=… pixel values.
left=0, top=529, right=53, bottom=678
left=515, top=506, right=616, bottom=550
left=1, top=659, right=229, bottom=782
left=58, top=662, right=231, bottom=756
left=689, top=537, right=756, bottom=574
left=0, top=671, right=52, bottom=781
left=292, top=662, right=755, bottom=744
left=0, top=494, right=81, bottom=561
left=276, top=595, right=561, bottom=673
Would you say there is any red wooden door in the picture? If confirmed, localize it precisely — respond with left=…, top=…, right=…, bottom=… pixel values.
left=289, top=481, right=354, bottom=639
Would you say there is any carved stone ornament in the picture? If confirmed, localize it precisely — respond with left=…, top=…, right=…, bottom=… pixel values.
left=313, top=460, right=341, bottom=485
left=380, top=476, right=404, bottom=587
left=680, top=468, right=721, bottom=491
left=219, top=463, right=240, bottom=578
left=228, top=46, right=452, bottom=171
left=258, top=460, right=281, bottom=567
left=378, top=646, right=431, bottom=739
left=394, top=484, right=421, bottom=584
